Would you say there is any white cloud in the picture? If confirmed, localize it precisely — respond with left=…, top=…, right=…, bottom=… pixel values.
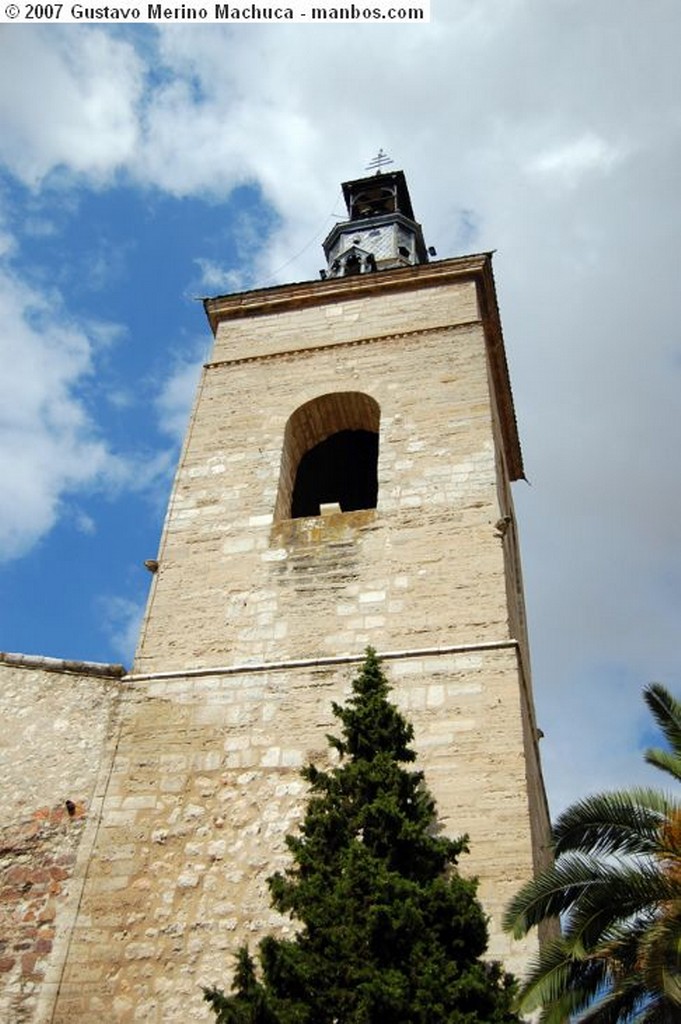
left=0, top=242, right=173, bottom=562
left=98, top=594, right=145, bottom=665
left=106, top=388, right=135, bottom=410
left=154, top=347, right=204, bottom=443
left=0, top=262, right=119, bottom=560
left=527, top=133, right=623, bottom=187
left=194, top=258, right=247, bottom=294
left=73, top=509, right=97, bottom=535
left=0, top=27, right=143, bottom=186
left=0, top=229, right=17, bottom=257
left=22, top=217, right=58, bottom=239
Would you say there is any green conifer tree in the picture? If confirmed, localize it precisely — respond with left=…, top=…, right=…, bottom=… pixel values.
left=205, top=648, right=519, bottom=1024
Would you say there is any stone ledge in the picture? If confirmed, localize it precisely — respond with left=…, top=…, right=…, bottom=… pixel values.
left=0, top=651, right=126, bottom=679
left=127, top=639, right=519, bottom=683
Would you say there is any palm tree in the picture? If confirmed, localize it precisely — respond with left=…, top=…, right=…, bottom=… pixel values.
left=503, top=683, right=681, bottom=1024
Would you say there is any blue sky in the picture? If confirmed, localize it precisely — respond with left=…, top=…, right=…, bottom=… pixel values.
left=1, top=7, right=680, bottom=814
left=1, top=177, right=269, bottom=658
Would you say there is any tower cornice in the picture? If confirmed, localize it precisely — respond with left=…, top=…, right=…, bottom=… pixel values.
left=203, top=253, right=524, bottom=480
left=204, top=254, right=485, bottom=329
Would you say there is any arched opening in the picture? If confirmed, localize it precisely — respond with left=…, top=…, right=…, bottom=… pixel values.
left=352, top=186, right=396, bottom=218
left=275, top=393, right=380, bottom=521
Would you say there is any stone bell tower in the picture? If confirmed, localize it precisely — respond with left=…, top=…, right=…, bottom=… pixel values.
left=51, top=169, right=551, bottom=1022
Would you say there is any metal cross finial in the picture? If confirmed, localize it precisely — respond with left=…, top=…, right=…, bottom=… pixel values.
left=366, top=149, right=394, bottom=175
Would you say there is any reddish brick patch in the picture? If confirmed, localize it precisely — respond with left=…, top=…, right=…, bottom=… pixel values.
left=28, top=867, right=51, bottom=885
left=5, top=866, right=30, bottom=887
left=21, top=951, right=39, bottom=976
left=1, top=802, right=86, bottom=1014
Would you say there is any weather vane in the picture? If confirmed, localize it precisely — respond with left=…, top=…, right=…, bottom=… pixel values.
left=365, top=148, right=394, bottom=175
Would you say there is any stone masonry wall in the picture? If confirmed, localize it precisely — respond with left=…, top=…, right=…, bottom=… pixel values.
left=135, top=286, right=511, bottom=675
left=53, top=649, right=543, bottom=1023
left=0, top=658, right=122, bottom=1023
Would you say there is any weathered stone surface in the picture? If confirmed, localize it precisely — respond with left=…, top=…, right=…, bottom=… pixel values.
left=52, top=650, right=548, bottom=1023
left=135, top=322, right=516, bottom=671
left=0, top=660, right=122, bottom=1022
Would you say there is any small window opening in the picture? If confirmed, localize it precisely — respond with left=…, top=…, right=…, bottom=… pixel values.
left=343, top=253, right=362, bottom=276
left=291, top=430, right=378, bottom=518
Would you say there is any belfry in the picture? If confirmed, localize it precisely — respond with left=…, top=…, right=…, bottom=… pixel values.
left=322, top=167, right=429, bottom=277
left=1, top=167, right=551, bottom=1023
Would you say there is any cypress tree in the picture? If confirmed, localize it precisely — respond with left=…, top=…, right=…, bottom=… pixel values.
left=205, top=648, right=519, bottom=1024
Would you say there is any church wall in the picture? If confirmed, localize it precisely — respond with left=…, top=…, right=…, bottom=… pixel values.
left=0, top=657, right=122, bottom=1023
left=52, top=649, right=541, bottom=1023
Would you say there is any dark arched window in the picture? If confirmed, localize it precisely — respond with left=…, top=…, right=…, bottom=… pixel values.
left=275, top=393, right=380, bottom=521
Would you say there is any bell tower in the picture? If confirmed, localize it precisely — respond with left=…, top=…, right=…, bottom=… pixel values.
left=52, top=169, right=550, bottom=1022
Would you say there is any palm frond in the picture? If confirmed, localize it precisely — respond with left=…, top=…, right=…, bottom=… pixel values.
left=504, top=853, right=673, bottom=942
left=645, top=749, right=681, bottom=784
left=553, top=790, right=677, bottom=857
left=643, top=684, right=681, bottom=782
left=561, top=863, right=675, bottom=949
left=515, top=937, right=608, bottom=1020
left=638, top=995, right=681, bottom=1023
left=503, top=854, right=603, bottom=937
left=577, top=974, right=651, bottom=1024
left=644, top=685, right=681, bottom=754
left=637, top=903, right=681, bottom=1006
left=504, top=680, right=681, bottom=1024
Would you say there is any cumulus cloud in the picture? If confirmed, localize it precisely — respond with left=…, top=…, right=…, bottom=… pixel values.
left=194, top=258, right=248, bottom=295
left=0, top=27, right=143, bottom=186
left=0, top=261, right=120, bottom=560
left=527, top=133, right=624, bottom=188
left=0, top=238, right=175, bottom=562
left=98, top=594, right=145, bottom=665
left=154, top=346, right=204, bottom=443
